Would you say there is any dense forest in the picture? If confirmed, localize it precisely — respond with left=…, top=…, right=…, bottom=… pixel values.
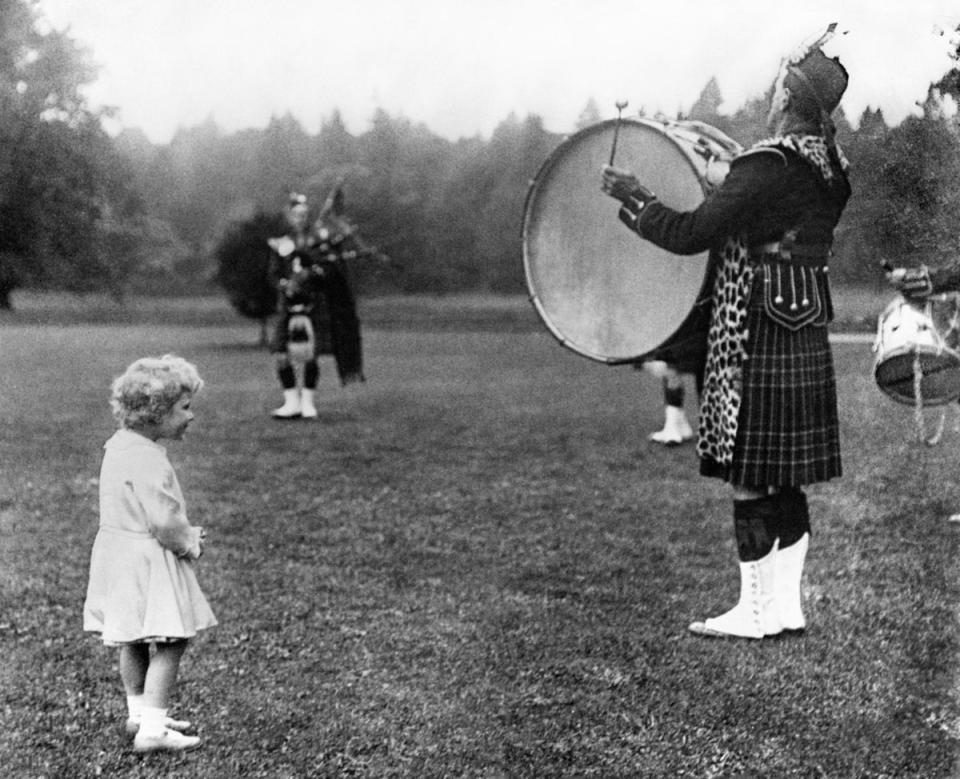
left=4, top=0, right=960, bottom=309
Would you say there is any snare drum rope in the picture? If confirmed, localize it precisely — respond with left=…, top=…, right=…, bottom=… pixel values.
left=910, top=294, right=960, bottom=445
left=912, top=348, right=946, bottom=445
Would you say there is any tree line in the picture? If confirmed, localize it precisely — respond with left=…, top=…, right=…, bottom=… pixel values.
left=4, top=0, right=960, bottom=311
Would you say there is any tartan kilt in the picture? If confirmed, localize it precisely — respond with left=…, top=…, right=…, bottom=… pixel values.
left=700, top=295, right=841, bottom=487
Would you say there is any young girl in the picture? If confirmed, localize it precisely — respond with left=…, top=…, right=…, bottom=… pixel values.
left=83, top=355, right=217, bottom=753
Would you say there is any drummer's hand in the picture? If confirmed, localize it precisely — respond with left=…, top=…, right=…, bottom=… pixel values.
left=887, top=265, right=933, bottom=299
left=603, top=165, right=657, bottom=232
left=601, top=165, right=642, bottom=203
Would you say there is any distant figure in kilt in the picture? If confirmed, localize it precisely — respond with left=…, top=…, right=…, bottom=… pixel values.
left=639, top=361, right=696, bottom=446
left=267, top=187, right=365, bottom=420
left=602, top=26, right=851, bottom=639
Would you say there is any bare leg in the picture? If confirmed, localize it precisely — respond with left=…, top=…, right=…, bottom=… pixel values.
left=133, top=639, right=199, bottom=751
left=119, top=643, right=150, bottom=697
left=142, top=639, right=189, bottom=710
left=121, top=642, right=192, bottom=735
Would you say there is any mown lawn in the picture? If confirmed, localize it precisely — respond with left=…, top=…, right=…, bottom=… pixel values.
left=0, top=293, right=958, bottom=777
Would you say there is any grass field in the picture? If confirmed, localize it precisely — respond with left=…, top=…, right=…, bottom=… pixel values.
left=1, top=292, right=959, bottom=777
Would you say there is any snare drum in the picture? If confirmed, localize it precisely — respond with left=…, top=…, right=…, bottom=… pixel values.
left=873, top=294, right=960, bottom=405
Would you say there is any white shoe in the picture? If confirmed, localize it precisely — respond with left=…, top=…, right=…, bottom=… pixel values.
left=271, top=388, right=301, bottom=419
left=125, top=715, right=192, bottom=737
left=689, top=545, right=782, bottom=639
left=133, top=728, right=201, bottom=753
left=773, top=533, right=809, bottom=632
left=300, top=389, right=318, bottom=419
left=649, top=406, right=694, bottom=445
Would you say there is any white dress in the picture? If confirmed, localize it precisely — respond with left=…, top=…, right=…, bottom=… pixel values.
left=83, top=429, right=217, bottom=644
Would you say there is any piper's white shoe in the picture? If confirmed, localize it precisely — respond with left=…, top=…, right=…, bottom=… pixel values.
left=773, top=533, right=809, bottom=632
left=689, top=545, right=782, bottom=639
left=125, top=716, right=192, bottom=737
left=300, top=388, right=318, bottom=419
left=649, top=406, right=694, bottom=445
left=133, top=728, right=201, bottom=753
left=271, top=388, right=302, bottom=419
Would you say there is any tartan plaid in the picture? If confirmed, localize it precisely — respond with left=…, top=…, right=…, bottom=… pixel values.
left=701, top=293, right=841, bottom=487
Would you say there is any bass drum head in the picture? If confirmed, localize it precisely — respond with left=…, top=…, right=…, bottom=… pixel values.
left=523, top=118, right=709, bottom=364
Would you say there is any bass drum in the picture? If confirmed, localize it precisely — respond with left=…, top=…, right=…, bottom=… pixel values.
left=522, top=117, right=739, bottom=367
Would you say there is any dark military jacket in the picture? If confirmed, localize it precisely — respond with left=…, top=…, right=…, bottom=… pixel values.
left=635, top=142, right=850, bottom=256
left=930, top=263, right=960, bottom=294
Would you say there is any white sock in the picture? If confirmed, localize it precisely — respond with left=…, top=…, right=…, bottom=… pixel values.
left=126, top=694, right=144, bottom=720
left=138, top=706, right=168, bottom=737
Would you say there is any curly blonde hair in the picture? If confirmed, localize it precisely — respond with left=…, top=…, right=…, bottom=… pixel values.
left=110, top=354, right=204, bottom=428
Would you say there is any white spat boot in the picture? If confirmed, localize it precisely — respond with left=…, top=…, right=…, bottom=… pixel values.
left=774, top=532, right=809, bottom=632
left=271, top=388, right=302, bottom=419
left=300, top=388, right=318, bottom=419
left=649, top=405, right=694, bottom=445
left=689, top=544, right=782, bottom=639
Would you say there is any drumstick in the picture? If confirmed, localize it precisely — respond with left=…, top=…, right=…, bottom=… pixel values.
left=608, top=100, right=629, bottom=166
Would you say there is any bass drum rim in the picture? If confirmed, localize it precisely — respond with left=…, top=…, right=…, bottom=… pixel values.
left=522, top=117, right=713, bottom=366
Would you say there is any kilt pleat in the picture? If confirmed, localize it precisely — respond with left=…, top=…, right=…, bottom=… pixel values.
left=709, top=298, right=841, bottom=487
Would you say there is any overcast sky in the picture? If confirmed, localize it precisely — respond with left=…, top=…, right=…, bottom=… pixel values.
left=37, top=0, right=960, bottom=144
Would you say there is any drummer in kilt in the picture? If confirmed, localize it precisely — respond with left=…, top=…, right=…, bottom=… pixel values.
left=602, top=26, right=850, bottom=639
left=638, top=361, right=696, bottom=446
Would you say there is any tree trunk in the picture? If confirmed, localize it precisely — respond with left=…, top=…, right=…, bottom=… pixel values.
left=0, top=283, right=14, bottom=310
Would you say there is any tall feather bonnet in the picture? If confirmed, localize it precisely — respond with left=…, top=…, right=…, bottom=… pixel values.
left=774, top=23, right=848, bottom=116
left=773, top=23, right=849, bottom=152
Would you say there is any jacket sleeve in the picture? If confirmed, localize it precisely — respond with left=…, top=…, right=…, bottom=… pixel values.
left=929, top=262, right=960, bottom=294
left=634, top=149, right=786, bottom=255
left=131, top=463, right=202, bottom=560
